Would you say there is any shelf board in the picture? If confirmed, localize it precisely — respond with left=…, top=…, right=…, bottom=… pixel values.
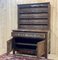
left=13, top=29, right=49, bottom=33
left=16, top=43, right=36, bottom=46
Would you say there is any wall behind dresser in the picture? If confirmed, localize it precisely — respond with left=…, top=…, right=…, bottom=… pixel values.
left=0, top=0, right=8, bottom=54
left=0, top=0, right=17, bottom=54
left=0, top=0, right=58, bottom=55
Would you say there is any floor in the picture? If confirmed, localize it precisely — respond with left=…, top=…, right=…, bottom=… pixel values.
left=0, top=53, right=51, bottom=60
left=10, top=51, right=58, bottom=60
left=48, top=54, right=58, bottom=60
left=0, top=51, right=58, bottom=60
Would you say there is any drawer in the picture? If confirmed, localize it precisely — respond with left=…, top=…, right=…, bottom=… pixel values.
left=12, top=31, right=45, bottom=39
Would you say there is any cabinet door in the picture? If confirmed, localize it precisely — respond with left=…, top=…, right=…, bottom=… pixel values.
left=36, top=40, right=45, bottom=58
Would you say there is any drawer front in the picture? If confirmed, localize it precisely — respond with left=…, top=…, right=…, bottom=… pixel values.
left=12, top=32, right=45, bottom=39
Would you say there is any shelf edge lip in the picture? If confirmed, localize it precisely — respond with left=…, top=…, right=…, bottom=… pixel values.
left=12, top=29, right=49, bottom=33
left=17, top=2, right=50, bottom=8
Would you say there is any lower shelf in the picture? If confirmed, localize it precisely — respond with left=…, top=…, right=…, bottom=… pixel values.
left=16, top=49, right=36, bottom=55
left=15, top=43, right=36, bottom=50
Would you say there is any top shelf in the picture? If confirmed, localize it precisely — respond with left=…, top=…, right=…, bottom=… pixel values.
left=18, top=2, right=50, bottom=8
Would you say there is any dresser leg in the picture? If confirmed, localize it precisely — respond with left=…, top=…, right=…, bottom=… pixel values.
left=13, top=50, right=15, bottom=54
left=43, top=52, right=47, bottom=58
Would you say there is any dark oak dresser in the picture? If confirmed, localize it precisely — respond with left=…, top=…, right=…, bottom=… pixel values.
left=11, top=2, right=50, bottom=58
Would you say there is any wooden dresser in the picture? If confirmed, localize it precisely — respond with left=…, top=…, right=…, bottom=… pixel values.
left=11, top=2, right=50, bottom=58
